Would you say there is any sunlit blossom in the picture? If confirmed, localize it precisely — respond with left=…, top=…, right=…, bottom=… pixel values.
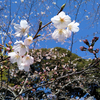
left=18, top=63, right=30, bottom=72
left=67, top=20, right=79, bottom=33
left=18, top=55, right=34, bottom=71
left=23, top=55, right=34, bottom=65
left=13, top=41, right=29, bottom=56
left=8, top=52, right=21, bottom=65
left=24, top=36, right=33, bottom=45
left=51, top=11, right=71, bottom=29
left=14, top=20, right=30, bottom=37
left=52, top=29, right=71, bottom=42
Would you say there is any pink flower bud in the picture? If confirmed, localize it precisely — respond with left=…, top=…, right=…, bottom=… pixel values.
left=92, top=37, right=99, bottom=43
left=80, top=46, right=87, bottom=51
left=8, top=41, right=12, bottom=45
left=83, top=39, right=89, bottom=46
left=96, top=48, right=99, bottom=53
left=88, top=47, right=93, bottom=53
left=6, top=47, right=10, bottom=51
left=89, top=46, right=93, bottom=49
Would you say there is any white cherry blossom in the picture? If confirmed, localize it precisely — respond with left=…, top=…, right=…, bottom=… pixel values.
left=67, top=20, right=79, bottom=33
left=24, top=36, right=33, bottom=45
left=8, top=52, right=21, bottom=65
left=13, top=41, right=29, bottom=56
left=22, top=55, right=34, bottom=65
left=14, top=20, right=30, bottom=37
left=51, top=11, right=71, bottom=29
left=18, top=63, right=30, bottom=72
left=52, top=29, right=71, bottom=42
left=18, top=55, right=34, bottom=71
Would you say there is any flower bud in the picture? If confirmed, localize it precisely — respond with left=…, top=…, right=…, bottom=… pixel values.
left=88, top=46, right=93, bottom=53
left=8, top=41, right=12, bottom=45
left=92, top=37, right=99, bottom=43
left=61, top=3, right=66, bottom=10
left=39, top=21, right=42, bottom=29
left=6, top=43, right=9, bottom=47
left=96, top=48, right=99, bottom=53
left=89, top=46, right=93, bottom=49
left=83, top=39, right=89, bottom=46
left=6, top=47, right=10, bottom=51
left=80, top=46, right=87, bottom=51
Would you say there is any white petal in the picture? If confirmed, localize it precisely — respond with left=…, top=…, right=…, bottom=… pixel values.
left=20, top=20, right=28, bottom=28
left=72, top=27, right=79, bottom=32
left=13, top=44, right=21, bottom=52
left=8, top=52, right=21, bottom=64
left=15, top=32, right=22, bottom=37
left=51, top=16, right=60, bottom=24
left=23, top=55, right=34, bottom=65
left=24, top=36, right=33, bottom=45
left=24, top=65, right=30, bottom=72
left=74, top=22, right=79, bottom=26
left=14, top=24, right=21, bottom=31
left=58, top=11, right=65, bottom=17
left=18, top=63, right=24, bottom=71
left=19, top=47, right=26, bottom=56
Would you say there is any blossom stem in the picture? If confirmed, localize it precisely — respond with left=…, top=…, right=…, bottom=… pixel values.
left=33, top=3, right=66, bottom=40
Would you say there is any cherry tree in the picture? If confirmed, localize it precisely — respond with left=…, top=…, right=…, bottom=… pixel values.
left=0, top=0, right=100, bottom=100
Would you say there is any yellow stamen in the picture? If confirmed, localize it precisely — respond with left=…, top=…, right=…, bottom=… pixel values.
left=15, top=54, right=19, bottom=59
left=68, top=24, right=72, bottom=30
left=28, top=39, right=32, bottom=42
left=26, top=56, right=30, bottom=60
left=58, top=29, right=63, bottom=35
left=21, top=44, right=25, bottom=48
left=21, top=28, right=26, bottom=33
left=60, top=17, right=64, bottom=22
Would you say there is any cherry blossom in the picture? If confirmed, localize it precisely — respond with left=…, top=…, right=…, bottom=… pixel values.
left=52, top=29, right=71, bottom=42
left=24, top=36, right=33, bottom=46
left=18, top=55, right=34, bottom=71
left=67, top=20, right=79, bottom=33
left=51, top=11, right=71, bottom=29
left=13, top=41, right=29, bottom=56
left=18, top=63, right=30, bottom=72
left=23, top=55, right=34, bottom=65
left=8, top=52, right=21, bottom=65
left=14, top=20, right=30, bottom=37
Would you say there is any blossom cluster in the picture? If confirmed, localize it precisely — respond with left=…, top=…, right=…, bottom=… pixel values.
left=8, top=20, right=34, bottom=71
left=51, top=11, right=79, bottom=42
left=80, top=37, right=99, bottom=55
left=8, top=11, right=80, bottom=72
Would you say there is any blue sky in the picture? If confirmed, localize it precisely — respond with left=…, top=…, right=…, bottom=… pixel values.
left=0, top=0, right=100, bottom=59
